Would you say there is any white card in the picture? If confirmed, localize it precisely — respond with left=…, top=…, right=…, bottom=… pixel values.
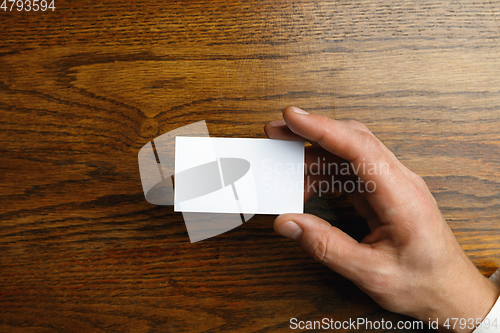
left=174, top=137, right=304, bottom=215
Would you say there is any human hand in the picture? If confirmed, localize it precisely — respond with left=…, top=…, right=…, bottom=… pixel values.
left=265, top=107, right=500, bottom=332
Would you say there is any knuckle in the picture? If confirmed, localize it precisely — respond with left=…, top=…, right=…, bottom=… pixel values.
left=413, top=185, right=433, bottom=207
left=359, top=130, right=379, bottom=150
left=307, top=233, right=330, bottom=264
left=409, top=175, right=438, bottom=205
left=410, top=173, right=429, bottom=190
left=357, top=122, right=370, bottom=132
left=347, top=120, right=370, bottom=132
left=416, top=175, right=428, bottom=188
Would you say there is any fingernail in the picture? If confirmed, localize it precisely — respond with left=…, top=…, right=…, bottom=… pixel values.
left=291, top=107, right=308, bottom=115
left=276, top=221, right=302, bottom=241
left=269, top=119, right=286, bottom=127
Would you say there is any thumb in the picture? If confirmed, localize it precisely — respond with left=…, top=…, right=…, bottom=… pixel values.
left=275, top=213, right=371, bottom=280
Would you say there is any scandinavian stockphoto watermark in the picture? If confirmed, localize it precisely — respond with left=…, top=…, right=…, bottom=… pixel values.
left=261, top=157, right=389, bottom=196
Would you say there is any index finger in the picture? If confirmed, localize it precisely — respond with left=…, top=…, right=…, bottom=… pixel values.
left=282, top=107, right=415, bottom=218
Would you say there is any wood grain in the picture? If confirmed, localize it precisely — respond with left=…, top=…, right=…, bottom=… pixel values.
left=1, top=0, right=499, bottom=331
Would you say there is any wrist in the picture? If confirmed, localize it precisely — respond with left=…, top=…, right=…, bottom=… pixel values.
left=419, top=272, right=500, bottom=333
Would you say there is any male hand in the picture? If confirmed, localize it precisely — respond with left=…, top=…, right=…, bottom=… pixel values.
left=265, top=106, right=500, bottom=332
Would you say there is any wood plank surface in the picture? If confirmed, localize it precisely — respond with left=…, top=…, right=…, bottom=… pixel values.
left=1, top=0, right=499, bottom=332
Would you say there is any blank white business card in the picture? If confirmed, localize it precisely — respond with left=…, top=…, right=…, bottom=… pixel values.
left=174, top=137, right=304, bottom=215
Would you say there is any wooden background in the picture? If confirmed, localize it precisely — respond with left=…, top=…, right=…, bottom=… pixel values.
left=1, top=0, right=499, bottom=331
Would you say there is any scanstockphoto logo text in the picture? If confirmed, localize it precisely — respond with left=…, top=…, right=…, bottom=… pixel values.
left=290, top=317, right=424, bottom=330
left=260, top=157, right=389, bottom=196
